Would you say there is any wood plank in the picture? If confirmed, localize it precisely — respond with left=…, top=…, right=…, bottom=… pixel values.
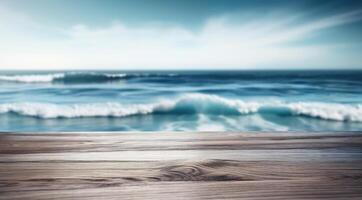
left=0, top=133, right=362, bottom=199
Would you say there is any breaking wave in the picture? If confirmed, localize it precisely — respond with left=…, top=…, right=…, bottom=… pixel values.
left=0, top=73, right=65, bottom=83
left=0, top=94, right=361, bottom=122
left=0, top=72, right=127, bottom=83
left=0, top=72, right=181, bottom=83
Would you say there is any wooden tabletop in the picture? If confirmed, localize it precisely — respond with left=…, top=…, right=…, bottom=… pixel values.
left=1, top=132, right=362, bottom=199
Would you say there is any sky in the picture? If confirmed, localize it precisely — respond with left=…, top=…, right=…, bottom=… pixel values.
left=0, top=0, right=362, bottom=70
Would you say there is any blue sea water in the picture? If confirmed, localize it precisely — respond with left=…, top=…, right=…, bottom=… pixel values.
left=0, top=70, right=361, bottom=132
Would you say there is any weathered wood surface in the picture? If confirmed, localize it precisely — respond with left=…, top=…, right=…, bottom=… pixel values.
left=0, top=132, right=362, bottom=200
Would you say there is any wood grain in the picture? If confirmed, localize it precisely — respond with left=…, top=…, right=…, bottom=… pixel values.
left=0, top=132, right=362, bottom=199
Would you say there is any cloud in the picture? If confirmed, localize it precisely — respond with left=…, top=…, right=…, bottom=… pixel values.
left=0, top=5, right=361, bottom=70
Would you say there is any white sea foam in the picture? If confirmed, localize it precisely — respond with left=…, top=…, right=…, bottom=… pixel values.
left=0, top=73, right=65, bottom=83
left=0, top=93, right=361, bottom=122
left=67, top=72, right=127, bottom=78
left=0, top=102, right=168, bottom=118
left=288, top=102, right=362, bottom=122
left=196, top=114, right=226, bottom=132
left=0, top=72, right=127, bottom=83
left=103, top=73, right=127, bottom=78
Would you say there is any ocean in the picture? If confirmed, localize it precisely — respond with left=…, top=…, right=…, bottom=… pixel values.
left=0, top=70, right=361, bottom=132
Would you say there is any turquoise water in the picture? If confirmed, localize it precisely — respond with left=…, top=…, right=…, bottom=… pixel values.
left=0, top=70, right=362, bottom=132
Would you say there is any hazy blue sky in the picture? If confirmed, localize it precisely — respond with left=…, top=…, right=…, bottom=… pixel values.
left=0, top=0, right=361, bottom=70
